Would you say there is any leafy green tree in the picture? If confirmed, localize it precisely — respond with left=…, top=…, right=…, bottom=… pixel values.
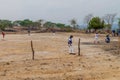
left=43, top=21, right=55, bottom=28
left=56, top=23, right=65, bottom=29
left=19, top=19, right=34, bottom=31
left=20, top=19, right=33, bottom=27
left=0, top=20, right=12, bottom=30
left=88, top=17, right=105, bottom=31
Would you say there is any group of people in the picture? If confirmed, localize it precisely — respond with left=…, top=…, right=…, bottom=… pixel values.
left=112, top=29, right=120, bottom=37
left=94, top=33, right=110, bottom=44
left=68, top=33, right=111, bottom=54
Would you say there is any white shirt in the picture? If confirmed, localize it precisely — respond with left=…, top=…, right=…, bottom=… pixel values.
left=95, top=34, right=98, bottom=39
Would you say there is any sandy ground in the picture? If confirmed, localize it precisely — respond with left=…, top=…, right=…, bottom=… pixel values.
left=0, top=32, right=120, bottom=80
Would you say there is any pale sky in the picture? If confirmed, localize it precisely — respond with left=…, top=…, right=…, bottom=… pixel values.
left=0, top=0, right=120, bottom=24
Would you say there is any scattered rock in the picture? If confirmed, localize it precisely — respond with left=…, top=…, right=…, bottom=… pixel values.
left=110, top=65, right=112, bottom=67
left=40, top=63, right=49, bottom=65
left=6, top=62, right=10, bottom=65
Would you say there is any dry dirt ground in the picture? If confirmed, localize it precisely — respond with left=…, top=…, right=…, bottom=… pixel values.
left=0, top=32, right=120, bottom=80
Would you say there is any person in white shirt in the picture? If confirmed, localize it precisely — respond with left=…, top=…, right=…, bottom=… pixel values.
left=94, top=33, right=99, bottom=44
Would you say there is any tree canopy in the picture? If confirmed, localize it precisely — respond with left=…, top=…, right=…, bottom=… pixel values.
left=0, top=20, right=12, bottom=30
left=88, top=17, right=105, bottom=30
left=20, top=19, right=33, bottom=27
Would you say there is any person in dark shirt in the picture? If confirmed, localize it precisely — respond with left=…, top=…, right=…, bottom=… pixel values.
left=68, top=35, right=74, bottom=54
left=112, top=30, right=115, bottom=36
left=105, top=34, right=110, bottom=43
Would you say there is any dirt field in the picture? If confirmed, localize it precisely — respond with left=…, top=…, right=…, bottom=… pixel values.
left=0, top=32, right=120, bottom=80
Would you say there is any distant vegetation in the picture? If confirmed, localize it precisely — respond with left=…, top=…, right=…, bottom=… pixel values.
left=0, top=13, right=119, bottom=33
left=0, top=19, right=78, bottom=32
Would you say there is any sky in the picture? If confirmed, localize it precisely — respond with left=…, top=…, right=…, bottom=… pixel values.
left=0, top=0, right=120, bottom=25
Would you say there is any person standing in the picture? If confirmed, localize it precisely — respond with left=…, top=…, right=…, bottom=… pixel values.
left=68, top=35, right=74, bottom=54
left=28, top=27, right=31, bottom=36
left=118, top=29, right=120, bottom=36
left=2, top=31, right=5, bottom=40
left=94, top=33, right=99, bottom=44
left=52, top=29, right=56, bottom=36
left=112, top=30, right=115, bottom=36
left=105, top=34, right=110, bottom=43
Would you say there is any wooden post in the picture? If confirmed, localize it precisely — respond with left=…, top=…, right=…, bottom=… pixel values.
left=31, top=40, right=35, bottom=60
left=118, top=37, right=120, bottom=55
left=119, top=37, right=120, bottom=48
left=78, top=38, right=80, bottom=56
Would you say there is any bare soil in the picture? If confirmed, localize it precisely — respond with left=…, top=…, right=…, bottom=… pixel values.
left=0, top=33, right=120, bottom=80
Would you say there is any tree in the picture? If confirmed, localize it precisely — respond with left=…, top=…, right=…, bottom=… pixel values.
left=84, top=14, right=93, bottom=27
left=101, top=20, right=105, bottom=29
left=56, top=23, right=65, bottom=29
left=43, top=21, right=55, bottom=28
left=36, top=19, right=44, bottom=29
left=70, top=19, right=77, bottom=29
left=118, top=18, right=120, bottom=29
left=0, top=20, right=12, bottom=30
left=103, top=13, right=117, bottom=30
left=88, top=17, right=105, bottom=31
left=13, top=20, right=22, bottom=26
left=20, top=19, right=33, bottom=27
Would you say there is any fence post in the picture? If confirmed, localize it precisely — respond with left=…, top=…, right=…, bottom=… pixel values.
left=31, top=40, right=35, bottom=60
left=78, top=38, right=80, bottom=56
left=118, top=37, right=120, bottom=55
left=119, top=37, right=120, bottom=48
